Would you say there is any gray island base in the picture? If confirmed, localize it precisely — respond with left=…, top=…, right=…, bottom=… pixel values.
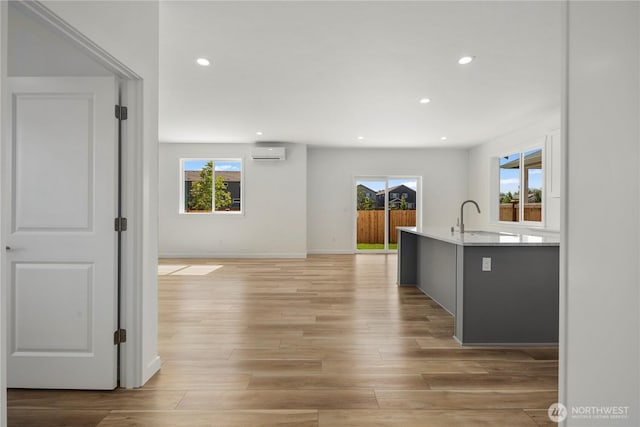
left=397, top=227, right=560, bottom=345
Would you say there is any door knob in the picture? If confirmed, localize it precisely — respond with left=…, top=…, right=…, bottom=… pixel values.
left=5, top=246, right=11, bottom=251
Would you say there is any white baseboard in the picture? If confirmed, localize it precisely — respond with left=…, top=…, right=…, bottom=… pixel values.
left=158, top=252, right=308, bottom=259
left=307, top=249, right=355, bottom=255
left=142, top=355, right=161, bottom=386
left=160, top=250, right=389, bottom=258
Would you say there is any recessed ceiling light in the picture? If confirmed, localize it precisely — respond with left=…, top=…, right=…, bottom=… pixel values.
left=419, top=98, right=431, bottom=104
left=357, top=136, right=364, bottom=140
left=458, top=56, right=474, bottom=65
left=441, top=136, right=448, bottom=141
left=196, top=58, right=210, bottom=66
left=256, top=131, right=263, bottom=136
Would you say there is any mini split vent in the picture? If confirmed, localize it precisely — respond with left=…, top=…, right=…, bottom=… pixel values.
left=250, top=147, right=286, bottom=161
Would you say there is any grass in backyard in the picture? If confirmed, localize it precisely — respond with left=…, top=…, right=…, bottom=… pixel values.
left=357, top=243, right=398, bottom=250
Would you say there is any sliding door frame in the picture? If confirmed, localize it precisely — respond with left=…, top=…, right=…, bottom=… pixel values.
left=353, top=175, right=422, bottom=254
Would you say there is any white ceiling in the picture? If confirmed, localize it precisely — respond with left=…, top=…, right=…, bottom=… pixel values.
left=159, top=1, right=562, bottom=148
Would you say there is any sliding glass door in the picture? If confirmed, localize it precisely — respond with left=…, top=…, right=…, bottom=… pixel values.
left=355, top=176, right=420, bottom=253
left=356, top=178, right=387, bottom=251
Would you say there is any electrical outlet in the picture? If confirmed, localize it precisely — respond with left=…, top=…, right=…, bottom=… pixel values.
left=482, top=257, right=492, bottom=272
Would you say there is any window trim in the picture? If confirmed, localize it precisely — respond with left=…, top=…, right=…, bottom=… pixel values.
left=179, top=157, right=244, bottom=216
left=494, top=142, right=545, bottom=228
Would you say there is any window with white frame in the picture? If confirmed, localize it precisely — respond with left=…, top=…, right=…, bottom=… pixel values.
left=498, top=147, right=543, bottom=224
left=181, top=159, right=243, bottom=214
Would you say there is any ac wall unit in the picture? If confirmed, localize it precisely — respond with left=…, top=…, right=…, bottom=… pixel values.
left=251, top=147, right=286, bottom=161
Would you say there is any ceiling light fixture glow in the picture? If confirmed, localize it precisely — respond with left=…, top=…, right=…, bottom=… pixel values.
left=196, top=58, right=210, bottom=66
left=458, top=56, right=474, bottom=65
left=419, top=98, right=431, bottom=104
left=441, top=136, right=448, bottom=141
left=256, top=131, right=263, bottom=136
left=357, top=136, right=364, bottom=140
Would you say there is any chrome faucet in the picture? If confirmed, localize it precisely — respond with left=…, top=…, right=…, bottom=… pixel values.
left=459, top=200, right=481, bottom=233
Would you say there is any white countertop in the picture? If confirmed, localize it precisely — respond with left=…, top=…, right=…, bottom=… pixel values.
left=398, top=226, right=560, bottom=247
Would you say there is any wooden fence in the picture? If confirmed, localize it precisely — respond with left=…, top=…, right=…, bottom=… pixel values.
left=499, top=203, right=542, bottom=222
left=357, top=210, right=417, bottom=244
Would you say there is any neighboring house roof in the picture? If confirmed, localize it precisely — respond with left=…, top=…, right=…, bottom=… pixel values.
left=376, top=184, right=416, bottom=196
left=184, top=171, right=201, bottom=182
left=216, top=171, right=241, bottom=183
left=357, top=184, right=376, bottom=194
left=185, top=170, right=240, bottom=183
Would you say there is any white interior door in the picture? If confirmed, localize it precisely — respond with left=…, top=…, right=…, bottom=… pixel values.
left=4, top=77, right=118, bottom=389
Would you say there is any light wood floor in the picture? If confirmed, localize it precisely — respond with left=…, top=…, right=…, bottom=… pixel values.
left=8, top=255, right=558, bottom=426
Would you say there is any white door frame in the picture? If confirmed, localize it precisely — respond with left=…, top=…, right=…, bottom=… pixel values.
left=0, top=1, right=145, bottom=411
left=1, top=1, right=7, bottom=423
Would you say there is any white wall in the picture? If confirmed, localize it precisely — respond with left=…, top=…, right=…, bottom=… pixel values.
left=159, top=143, right=307, bottom=258
left=563, top=2, right=639, bottom=426
left=466, top=115, right=561, bottom=233
left=8, top=3, right=112, bottom=77
left=307, top=147, right=468, bottom=253
left=42, top=0, right=160, bottom=386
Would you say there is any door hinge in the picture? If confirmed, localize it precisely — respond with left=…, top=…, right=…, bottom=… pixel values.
left=115, top=217, right=128, bottom=232
left=113, top=329, right=127, bottom=345
left=115, top=105, right=128, bottom=120
left=114, top=329, right=127, bottom=345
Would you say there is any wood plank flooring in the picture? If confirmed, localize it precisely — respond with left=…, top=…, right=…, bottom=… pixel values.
left=8, top=255, right=558, bottom=426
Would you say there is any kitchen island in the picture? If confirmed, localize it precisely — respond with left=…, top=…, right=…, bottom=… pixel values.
left=397, top=227, right=560, bottom=345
